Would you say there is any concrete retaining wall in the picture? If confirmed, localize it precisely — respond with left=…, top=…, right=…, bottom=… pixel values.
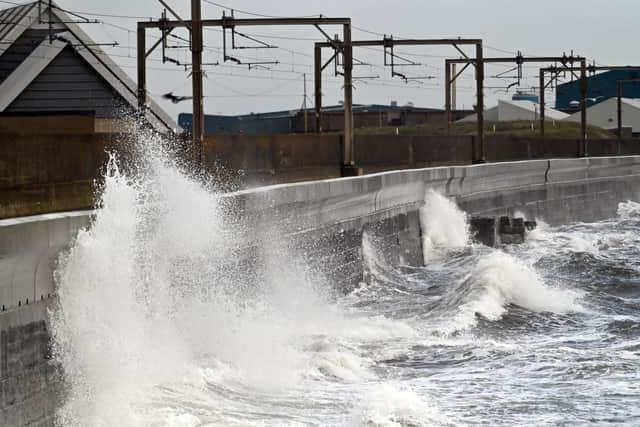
left=1, top=156, right=640, bottom=425
left=0, top=212, right=91, bottom=312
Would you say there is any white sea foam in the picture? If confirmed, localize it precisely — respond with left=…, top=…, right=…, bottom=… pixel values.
left=618, top=200, right=640, bottom=219
left=350, top=383, right=453, bottom=427
left=420, top=190, right=469, bottom=263
left=164, top=414, right=201, bottom=427
left=566, top=235, right=599, bottom=254
left=444, top=251, right=583, bottom=333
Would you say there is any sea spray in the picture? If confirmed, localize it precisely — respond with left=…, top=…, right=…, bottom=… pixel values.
left=419, top=190, right=469, bottom=263
left=51, top=148, right=416, bottom=425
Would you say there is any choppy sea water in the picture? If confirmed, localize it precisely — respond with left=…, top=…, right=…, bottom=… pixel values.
left=50, top=150, right=640, bottom=426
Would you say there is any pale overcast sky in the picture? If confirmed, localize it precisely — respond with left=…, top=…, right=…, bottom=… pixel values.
left=8, top=0, right=640, bottom=119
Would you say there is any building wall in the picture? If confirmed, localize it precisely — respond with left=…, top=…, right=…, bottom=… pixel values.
left=5, top=46, right=130, bottom=117
left=564, top=98, right=640, bottom=133
left=0, top=120, right=138, bottom=219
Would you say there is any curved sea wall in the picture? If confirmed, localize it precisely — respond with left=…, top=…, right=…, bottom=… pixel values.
left=1, top=155, right=639, bottom=425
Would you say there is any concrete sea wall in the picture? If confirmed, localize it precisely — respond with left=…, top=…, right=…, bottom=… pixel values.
left=1, top=156, right=640, bottom=425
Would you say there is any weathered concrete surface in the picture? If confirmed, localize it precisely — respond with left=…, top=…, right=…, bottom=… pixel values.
left=0, top=211, right=91, bottom=312
left=0, top=300, right=59, bottom=427
left=0, top=156, right=639, bottom=426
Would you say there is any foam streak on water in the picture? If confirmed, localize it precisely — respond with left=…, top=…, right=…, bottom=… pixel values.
left=52, top=147, right=640, bottom=426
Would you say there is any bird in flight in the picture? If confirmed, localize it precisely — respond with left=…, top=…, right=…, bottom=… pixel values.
left=162, top=92, right=193, bottom=104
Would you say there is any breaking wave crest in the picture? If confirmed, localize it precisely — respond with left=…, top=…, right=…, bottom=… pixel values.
left=420, top=190, right=469, bottom=263
left=442, top=252, right=583, bottom=334
left=350, top=384, right=453, bottom=427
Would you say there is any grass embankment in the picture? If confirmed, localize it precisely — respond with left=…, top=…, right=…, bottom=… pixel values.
left=355, top=121, right=616, bottom=139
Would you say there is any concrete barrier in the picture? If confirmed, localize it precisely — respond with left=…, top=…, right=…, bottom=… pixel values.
left=0, top=212, right=91, bottom=311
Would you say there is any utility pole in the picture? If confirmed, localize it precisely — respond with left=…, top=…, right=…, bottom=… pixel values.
left=445, top=61, right=451, bottom=135
left=451, top=63, right=457, bottom=111
left=191, top=0, right=204, bottom=165
left=314, top=45, right=322, bottom=133
left=137, top=26, right=146, bottom=115
left=342, top=23, right=355, bottom=171
left=475, top=42, right=485, bottom=162
left=539, top=70, right=545, bottom=137
left=579, top=58, right=587, bottom=157
left=303, top=73, right=308, bottom=133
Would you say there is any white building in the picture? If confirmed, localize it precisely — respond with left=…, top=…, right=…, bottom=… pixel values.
left=564, top=97, right=640, bottom=134
left=459, top=99, right=569, bottom=123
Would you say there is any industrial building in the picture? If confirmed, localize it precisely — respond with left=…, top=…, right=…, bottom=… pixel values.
left=556, top=70, right=640, bottom=112
left=0, top=1, right=176, bottom=133
left=179, top=103, right=472, bottom=135
left=564, top=97, right=640, bottom=136
left=459, top=99, right=568, bottom=123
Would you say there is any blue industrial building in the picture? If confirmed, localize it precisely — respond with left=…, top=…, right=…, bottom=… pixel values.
left=556, top=70, right=640, bottom=111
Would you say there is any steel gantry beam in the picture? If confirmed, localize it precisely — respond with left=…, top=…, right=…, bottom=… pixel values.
left=138, top=13, right=354, bottom=170
left=314, top=37, right=486, bottom=162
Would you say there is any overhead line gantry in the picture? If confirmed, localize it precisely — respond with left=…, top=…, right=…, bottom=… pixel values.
left=445, top=53, right=587, bottom=154
left=315, top=37, right=487, bottom=162
left=138, top=9, right=356, bottom=172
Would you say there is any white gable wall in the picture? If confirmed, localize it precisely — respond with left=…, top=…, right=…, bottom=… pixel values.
left=564, top=98, right=640, bottom=133
left=458, top=99, right=568, bottom=123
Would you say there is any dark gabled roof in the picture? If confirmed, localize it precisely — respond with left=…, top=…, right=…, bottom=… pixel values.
left=0, top=1, right=178, bottom=133
left=0, top=1, right=38, bottom=44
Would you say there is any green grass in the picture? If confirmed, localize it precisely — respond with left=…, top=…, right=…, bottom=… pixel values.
left=355, top=120, right=616, bottom=139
